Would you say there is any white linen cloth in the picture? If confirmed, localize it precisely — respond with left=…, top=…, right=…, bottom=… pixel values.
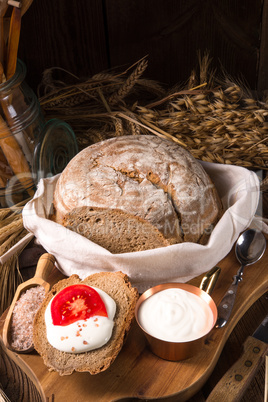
left=22, top=161, right=261, bottom=292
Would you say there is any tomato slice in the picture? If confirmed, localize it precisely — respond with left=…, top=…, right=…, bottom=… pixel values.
left=51, top=284, right=108, bottom=326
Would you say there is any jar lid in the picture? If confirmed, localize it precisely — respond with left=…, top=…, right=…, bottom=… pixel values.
left=33, top=119, right=78, bottom=182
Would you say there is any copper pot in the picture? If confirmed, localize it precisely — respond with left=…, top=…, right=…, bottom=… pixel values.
left=135, top=266, right=220, bottom=361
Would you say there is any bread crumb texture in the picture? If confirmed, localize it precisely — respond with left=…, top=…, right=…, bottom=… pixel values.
left=63, top=206, right=171, bottom=253
left=33, top=272, right=139, bottom=375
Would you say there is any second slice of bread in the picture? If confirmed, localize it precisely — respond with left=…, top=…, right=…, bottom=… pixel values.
left=33, top=271, right=139, bottom=375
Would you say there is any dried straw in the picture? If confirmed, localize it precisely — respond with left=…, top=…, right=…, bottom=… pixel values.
left=0, top=200, right=30, bottom=315
left=37, top=55, right=267, bottom=187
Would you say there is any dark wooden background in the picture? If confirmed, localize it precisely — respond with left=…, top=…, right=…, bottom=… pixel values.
left=18, top=0, right=268, bottom=94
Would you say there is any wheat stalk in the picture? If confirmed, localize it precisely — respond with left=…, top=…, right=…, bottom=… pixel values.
left=38, top=55, right=268, bottom=171
left=109, top=58, right=148, bottom=106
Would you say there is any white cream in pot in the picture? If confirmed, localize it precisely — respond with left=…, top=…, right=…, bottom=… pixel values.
left=138, top=288, right=213, bottom=342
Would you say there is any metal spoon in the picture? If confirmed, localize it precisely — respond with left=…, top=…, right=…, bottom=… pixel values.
left=216, top=229, right=266, bottom=328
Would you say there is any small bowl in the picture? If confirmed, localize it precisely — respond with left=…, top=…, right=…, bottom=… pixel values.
left=135, top=267, right=220, bottom=361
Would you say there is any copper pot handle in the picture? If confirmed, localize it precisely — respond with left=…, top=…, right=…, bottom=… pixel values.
left=199, top=266, right=221, bottom=295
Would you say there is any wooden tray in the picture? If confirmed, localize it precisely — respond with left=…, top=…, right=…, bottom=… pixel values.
left=1, top=240, right=268, bottom=402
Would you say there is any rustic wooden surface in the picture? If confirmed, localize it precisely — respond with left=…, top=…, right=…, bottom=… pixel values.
left=0, top=237, right=267, bottom=402
left=18, top=0, right=265, bottom=92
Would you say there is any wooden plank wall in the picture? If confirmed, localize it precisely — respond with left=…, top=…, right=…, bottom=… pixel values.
left=18, top=0, right=265, bottom=93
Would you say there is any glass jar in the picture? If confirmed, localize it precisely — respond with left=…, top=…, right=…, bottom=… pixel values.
left=0, top=60, right=78, bottom=207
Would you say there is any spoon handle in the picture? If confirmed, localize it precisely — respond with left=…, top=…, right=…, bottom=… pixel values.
left=34, top=253, right=56, bottom=282
left=215, top=265, right=245, bottom=328
left=215, top=282, right=240, bottom=328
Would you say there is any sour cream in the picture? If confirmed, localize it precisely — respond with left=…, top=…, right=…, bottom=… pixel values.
left=138, top=288, right=213, bottom=342
left=45, top=287, right=116, bottom=353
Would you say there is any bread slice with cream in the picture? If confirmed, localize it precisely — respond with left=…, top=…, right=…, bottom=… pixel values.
left=33, top=272, right=139, bottom=375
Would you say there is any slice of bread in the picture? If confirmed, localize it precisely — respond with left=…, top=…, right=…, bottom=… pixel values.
left=62, top=206, right=171, bottom=253
left=33, top=271, right=139, bottom=375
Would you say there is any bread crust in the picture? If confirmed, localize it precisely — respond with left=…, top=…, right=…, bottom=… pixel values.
left=33, top=272, right=139, bottom=375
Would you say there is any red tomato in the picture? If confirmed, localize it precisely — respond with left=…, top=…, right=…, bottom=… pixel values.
left=51, top=284, right=108, bottom=326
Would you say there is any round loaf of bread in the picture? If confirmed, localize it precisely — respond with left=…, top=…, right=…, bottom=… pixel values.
left=53, top=135, right=222, bottom=245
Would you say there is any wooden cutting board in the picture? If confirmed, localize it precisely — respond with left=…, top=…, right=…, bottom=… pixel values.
left=1, top=239, right=268, bottom=402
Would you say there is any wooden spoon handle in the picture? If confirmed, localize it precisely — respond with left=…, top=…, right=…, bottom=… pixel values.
left=34, top=253, right=56, bottom=282
left=6, top=5, right=21, bottom=80
left=0, top=18, right=4, bottom=65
